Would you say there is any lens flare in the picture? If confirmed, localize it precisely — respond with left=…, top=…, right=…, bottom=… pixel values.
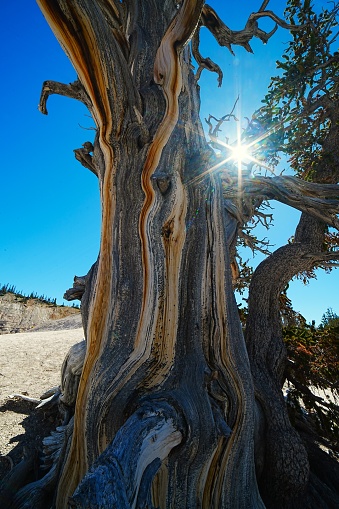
left=230, top=143, right=250, bottom=164
left=186, top=115, right=281, bottom=186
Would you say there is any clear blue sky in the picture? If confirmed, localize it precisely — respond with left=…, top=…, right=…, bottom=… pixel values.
left=2, top=1, right=338, bottom=324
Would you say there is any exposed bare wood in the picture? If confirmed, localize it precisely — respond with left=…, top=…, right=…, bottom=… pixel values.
left=36, top=388, right=61, bottom=410
left=223, top=175, right=339, bottom=229
left=64, top=275, right=88, bottom=302
left=70, top=402, right=182, bottom=508
left=73, top=142, right=98, bottom=177
left=39, top=80, right=90, bottom=115
left=8, top=394, right=40, bottom=404
left=201, top=3, right=280, bottom=56
left=11, top=1, right=338, bottom=508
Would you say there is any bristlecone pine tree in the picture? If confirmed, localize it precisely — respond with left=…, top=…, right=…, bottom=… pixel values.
left=5, top=1, right=339, bottom=508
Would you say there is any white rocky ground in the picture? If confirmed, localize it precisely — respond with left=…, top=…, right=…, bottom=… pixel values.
left=0, top=323, right=84, bottom=461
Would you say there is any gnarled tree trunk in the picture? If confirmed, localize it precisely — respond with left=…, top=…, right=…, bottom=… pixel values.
left=9, top=1, right=339, bottom=508
left=28, top=1, right=264, bottom=508
left=244, top=113, right=339, bottom=508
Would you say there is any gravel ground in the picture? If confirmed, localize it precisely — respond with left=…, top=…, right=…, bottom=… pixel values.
left=0, top=326, right=84, bottom=480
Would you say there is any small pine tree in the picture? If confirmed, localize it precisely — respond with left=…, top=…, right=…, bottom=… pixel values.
left=321, top=307, right=339, bottom=328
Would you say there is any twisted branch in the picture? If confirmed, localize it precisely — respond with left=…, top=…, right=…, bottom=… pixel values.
left=200, top=3, right=278, bottom=56
left=223, top=175, right=339, bottom=229
left=191, top=27, right=223, bottom=85
left=39, top=80, right=90, bottom=115
left=193, top=1, right=305, bottom=85
left=205, top=98, right=239, bottom=143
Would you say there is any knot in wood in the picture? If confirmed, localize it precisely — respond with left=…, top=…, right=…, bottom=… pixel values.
left=82, top=141, right=94, bottom=154
left=157, top=177, right=171, bottom=194
left=162, top=219, right=174, bottom=239
left=152, top=173, right=171, bottom=195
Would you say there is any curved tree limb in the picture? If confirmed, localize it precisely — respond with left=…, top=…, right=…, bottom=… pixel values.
left=192, top=1, right=307, bottom=85
left=201, top=3, right=281, bottom=56
left=223, top=175, right=339, bottom=229
left=37, top=0, right=141, bottom=137
left=249, top=10, right=302, bottom=31
left=243, top=116, right=339, bottom=504
left=225, top=108, right=339, bottom=505
left=191, top=1, right=303, bottom=85
left=39, top=80, right=91, bottom=115
left=244, top=214, right=328, bottom=507
left=191, top=26, right=223, bottom=86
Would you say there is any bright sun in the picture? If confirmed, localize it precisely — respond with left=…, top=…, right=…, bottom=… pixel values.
left=230, top=143, right=250, bottom=164
left=188, top=134, right=273, bottom=185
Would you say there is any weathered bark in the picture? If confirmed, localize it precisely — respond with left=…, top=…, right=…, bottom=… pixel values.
left=28, top=1, right=272, bottom=508
left=64, top=276, right=88, bottom=302
left=224, top=175, right=339, bottom=229
left=244, top=211, right=339, bottom=508
left=70, top=401, right=183, bottom=508
left=244, top=116, right=339, bottom=507
left=11, top=1, right=337, bottom=508
left=245, top=215, right=320, bottom=508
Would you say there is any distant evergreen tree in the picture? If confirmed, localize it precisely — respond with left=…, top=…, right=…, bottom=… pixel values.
left=0, top=283, right=75, bottom=308
left=321, top=307, right=339, bottom=328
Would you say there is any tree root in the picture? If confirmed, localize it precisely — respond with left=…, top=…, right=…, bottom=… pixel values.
left=69, top=400, right=182, bottom=508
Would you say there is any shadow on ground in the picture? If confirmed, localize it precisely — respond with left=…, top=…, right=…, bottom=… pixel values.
left=0, top=398, right=60, bottom=482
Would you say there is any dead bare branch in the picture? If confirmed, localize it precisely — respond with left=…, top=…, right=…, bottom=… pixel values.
left=201, top=4, right=279, bottom=55
left=223, top=175, right=339, bottom=229
left=64, top=275, right=88, bottom=301
left=73, top=142, right=98, bottom=177
left=191, top=26, right=223, bottom=86
left=238, top=230, right=272, bottom=255
left=193, top=2, right=305, bottom=85
left=205, top=98, right=239, bottom=140
left=39, top=80, right=90, bottom=115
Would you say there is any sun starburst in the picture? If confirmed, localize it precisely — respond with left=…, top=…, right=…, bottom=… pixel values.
left=229, top=142, right=251, bottom=164
left=187, top=113, right=281, bottom=186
